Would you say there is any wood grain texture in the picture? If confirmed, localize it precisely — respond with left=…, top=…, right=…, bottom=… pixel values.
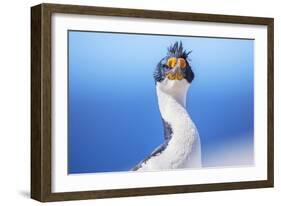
left=31, top=3, right=274, bottom=202
left=31, top=4, right=42, bottom=201
left=31, top=3, right=52, bottom=202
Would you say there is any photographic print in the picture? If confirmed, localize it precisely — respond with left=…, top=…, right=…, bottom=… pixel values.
left=68, top=31, right=254, bottom=174
left=31, top=3, right=273, bottom=201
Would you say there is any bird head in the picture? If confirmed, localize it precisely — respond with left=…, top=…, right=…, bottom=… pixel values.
left=153, top=41, right=194, bottom=84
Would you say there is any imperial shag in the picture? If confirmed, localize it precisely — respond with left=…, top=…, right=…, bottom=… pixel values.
left=133, top=41, right=201, bottom=171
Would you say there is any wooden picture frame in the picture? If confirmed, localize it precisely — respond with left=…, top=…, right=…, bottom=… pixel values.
left=31, top=3, right=274, bottom=202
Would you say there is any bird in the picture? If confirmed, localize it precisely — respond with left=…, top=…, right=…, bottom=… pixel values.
left=132, top=41, right=201, bottom=171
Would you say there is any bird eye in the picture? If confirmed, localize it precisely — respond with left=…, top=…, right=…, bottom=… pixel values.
left=178, top=58, right=187, bottom=69
left=167, top=57, right=177, bottom=68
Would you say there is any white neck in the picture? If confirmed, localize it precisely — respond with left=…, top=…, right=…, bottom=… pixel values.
left=157, top=79, right=189, bottom=107
left=134, top=79, right=201, bottom=170
left=167, top=83, right=188, bottom=108
left=156, top=80, right=193, bottom=141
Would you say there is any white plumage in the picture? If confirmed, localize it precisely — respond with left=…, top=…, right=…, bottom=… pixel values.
left=135, top=78, right=201, bottom=171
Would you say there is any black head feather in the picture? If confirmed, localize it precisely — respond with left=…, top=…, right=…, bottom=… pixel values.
left=167, top=41, right=191, bottom=59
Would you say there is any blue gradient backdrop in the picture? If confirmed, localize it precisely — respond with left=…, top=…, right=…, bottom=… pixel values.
left=68, top=31, right=254, bottom=174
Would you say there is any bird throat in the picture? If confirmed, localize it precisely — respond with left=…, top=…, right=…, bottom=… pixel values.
left=157, top=79, right=189, bottom=107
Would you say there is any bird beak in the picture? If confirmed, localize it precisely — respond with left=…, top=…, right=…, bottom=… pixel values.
left=166, top=64, right=184, bottom=80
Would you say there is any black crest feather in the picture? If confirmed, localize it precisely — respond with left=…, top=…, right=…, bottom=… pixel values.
left=167, top=41, right=191, bottom=59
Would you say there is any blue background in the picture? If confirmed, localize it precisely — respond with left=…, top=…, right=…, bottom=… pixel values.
left=68, top=31, right=254, bottom=174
